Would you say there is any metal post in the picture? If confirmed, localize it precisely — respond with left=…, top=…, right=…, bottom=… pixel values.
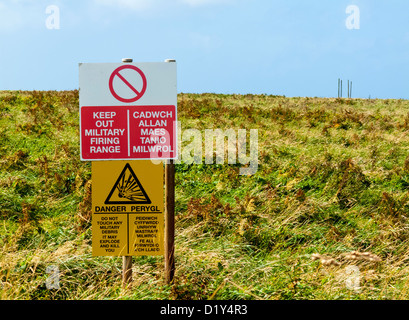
left=122, top=57, right=133, bottom=288
left=164, top=58, right=176, bottom=284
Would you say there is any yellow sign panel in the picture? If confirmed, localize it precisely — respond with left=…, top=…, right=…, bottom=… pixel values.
left=92, top=160, right=163, bottom=256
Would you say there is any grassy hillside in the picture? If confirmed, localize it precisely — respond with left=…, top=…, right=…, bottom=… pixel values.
left=1, top=90, right=409, bottom=299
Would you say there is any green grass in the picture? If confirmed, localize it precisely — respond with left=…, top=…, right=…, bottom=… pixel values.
left=2, top=91, right=409, bottom=299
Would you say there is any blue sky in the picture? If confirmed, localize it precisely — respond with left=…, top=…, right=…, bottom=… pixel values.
left=0, top=0, right=409, bottom=99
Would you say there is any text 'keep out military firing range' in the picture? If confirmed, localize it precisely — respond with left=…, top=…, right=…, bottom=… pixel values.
left=79, top=59, right=177, bottom=285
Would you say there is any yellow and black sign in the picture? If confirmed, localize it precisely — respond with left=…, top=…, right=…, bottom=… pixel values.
left=91, top=160, right=164, bottom=256
left=105, top=163, right=151, bottom=205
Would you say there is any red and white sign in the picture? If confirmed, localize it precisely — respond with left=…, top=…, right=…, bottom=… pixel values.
left=81, top=105, right=176, bottom=159
left=79, top=62, right=177, bottom=161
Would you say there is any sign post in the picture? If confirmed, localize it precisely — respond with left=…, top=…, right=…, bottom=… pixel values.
left=121, top=58, right=133, bottom=288
left=79, top=58, right=177, bottom=287
left=164, top=159, right=175, bottom=284
left=164, top=58, right=176, bottom=285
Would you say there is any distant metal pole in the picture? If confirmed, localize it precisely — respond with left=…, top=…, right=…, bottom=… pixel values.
left=338, top=79, right=340, bottom=98
left=348, top=80, right=350, bottom=98
left=164, top=58, right=176, bottom=284
left=122, top=57, right=133, bottom=288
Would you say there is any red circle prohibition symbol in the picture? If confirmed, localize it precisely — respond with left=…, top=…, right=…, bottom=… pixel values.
left=109, top=65, right=147, bottom=103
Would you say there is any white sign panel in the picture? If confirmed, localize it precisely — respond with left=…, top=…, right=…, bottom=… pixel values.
left=79, top=62, right=177, bottom=107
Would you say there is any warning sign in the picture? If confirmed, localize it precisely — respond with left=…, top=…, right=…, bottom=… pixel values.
left=79, top=62, right=177, bottom=161
left=105, top=163, right=151, bottom=205
left=80, top=105, right=176, bottom=160
left=109, top=65, right=147, bottom=103
left=92, top=161, right=163, bottom=256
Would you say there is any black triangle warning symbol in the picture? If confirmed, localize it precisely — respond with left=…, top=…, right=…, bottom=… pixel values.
left=105, top=163, right=151, bottom=205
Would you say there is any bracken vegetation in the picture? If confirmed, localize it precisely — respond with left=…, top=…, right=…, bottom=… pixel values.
left=1, top=91, right=409, bottom=299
